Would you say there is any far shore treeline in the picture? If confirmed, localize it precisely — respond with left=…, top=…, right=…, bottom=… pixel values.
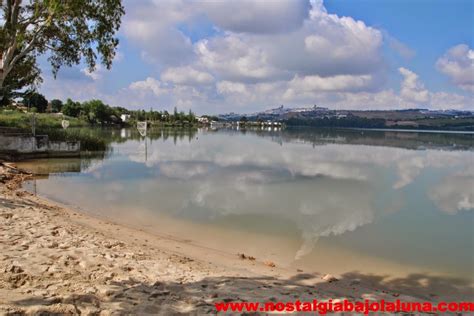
left=0, top=92, right=207, bottom=153
left=0, top=91, right=206, bottom=128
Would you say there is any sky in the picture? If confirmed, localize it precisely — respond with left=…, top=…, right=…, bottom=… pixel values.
left=39, top=0, right=474, bottom=114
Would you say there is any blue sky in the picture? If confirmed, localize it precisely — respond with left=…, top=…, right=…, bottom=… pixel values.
left=40, top=0, right=473, bottom=114
left=325, top=0, right=473, bottom=92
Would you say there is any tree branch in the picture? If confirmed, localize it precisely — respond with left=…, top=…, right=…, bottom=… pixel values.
left=10, top=0, right=21, bottom=29
left=8, top=24, right=43, bottom=69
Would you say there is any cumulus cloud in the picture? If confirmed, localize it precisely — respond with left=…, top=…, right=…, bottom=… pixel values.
left=161, top=66, right=214, bottom=85
left=123, top=76, right=216, bottom=112
left=129, top=77, right=168, bottom=96
left=399, top=67, right=429, bottom=103
left=124, top=0, right=385, bottom=84
left=286, top=74, right=376, bottom=93
left=216, top=81, right=248, bottom=95
left=195, top=36, right=285, bottom=83
left=292, top=5, right=384, bottom=76
left=436, top=44, right=474, bottom=92
left=81, top=65, right=105, bottom=81
left=39, top=0, right=474, bottom=112
left=201, top=0, right=311, bottom=34
left=122, top=0, right=195, bottom=66
left=384, top=33, right=416, bottom=59
left=430, top=92, right=472, bottom=110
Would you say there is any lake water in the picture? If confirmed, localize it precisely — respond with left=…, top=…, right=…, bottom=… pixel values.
left=19, top=127, right=474, bottom=285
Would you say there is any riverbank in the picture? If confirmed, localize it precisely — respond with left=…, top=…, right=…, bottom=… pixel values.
left=0, top=163, right=468, bottom=314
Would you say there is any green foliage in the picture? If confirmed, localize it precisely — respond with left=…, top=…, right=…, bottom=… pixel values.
left=50, top=99, right=63, bottom=113
left=0, top=110, right=106, bottom=151
left=39, top=128, right=108, bottom=152
left=82, top=99, right=114, bottom=125
left=284, top=116, right=474, bottom=131
left=2, top=97, right=202, bottom=128
left=0, top=0, right=124, bottom=103
left=187, top=109, right=196, bottom=123
left=61, top=99, right=81, bottom=117
left=22, top=92, right=48, bottom=113
left=0, top=109, right=87, bottom=129
left=285, top=116, right=386, bottom=128
left=0, top=54, right=41, bottom=105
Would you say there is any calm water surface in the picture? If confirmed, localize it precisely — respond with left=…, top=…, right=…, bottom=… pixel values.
left=19, top=127, right=474, bottom=282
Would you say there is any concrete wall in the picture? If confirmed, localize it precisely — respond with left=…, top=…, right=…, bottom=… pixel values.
left=0, top=134, right=80, bottom=160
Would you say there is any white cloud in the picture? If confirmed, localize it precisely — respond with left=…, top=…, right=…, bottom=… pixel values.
left=195, top=36, right=285, bottom=83
left=393, top=156, right=425, bottom=189
left=216, top=81, right=248, bottom=95
left=38, top=0, right=474, bottom=112
left=398, top=67, right=429, bottom=103
left=294, top=7, right=384, bottom=76
left=429, top=169, right=474, bottom=215
left=122, top=77, right=216, bottom=112
left=201, top=0, right=311, bottom=34
left=430, top=92, right=472, bottom=110
left=286, top=74, right=375, bottom=93
left=81, top=65, right=105, bottom=81
left=161, top=66, right=214, bottom=85
left=436, top=44, right=474, bottom=92
left=385, top=33, right=415, bottom=59
left=122, top=0, right=195, bottom=66
left=129, top=77, right=168, bottom=96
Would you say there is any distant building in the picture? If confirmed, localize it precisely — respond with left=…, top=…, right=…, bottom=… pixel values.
left=197, top=116, right=209, bottom=124
left=120, top=114, right=131, bottom=122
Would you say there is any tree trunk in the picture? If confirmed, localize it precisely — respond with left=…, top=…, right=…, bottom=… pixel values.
left=0, top=66, right=6, bottom=103
left=0, top=69, right=4, bottom=100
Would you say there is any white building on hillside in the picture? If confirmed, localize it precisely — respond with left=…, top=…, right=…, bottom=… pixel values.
left=120, top=114, right=131, bottom=122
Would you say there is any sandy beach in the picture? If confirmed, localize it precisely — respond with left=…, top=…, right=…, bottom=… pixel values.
left=0, top=163, right=471, bottom=315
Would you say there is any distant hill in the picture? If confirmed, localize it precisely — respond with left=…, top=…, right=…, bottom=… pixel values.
left=218, top=106, right=474, bottom=131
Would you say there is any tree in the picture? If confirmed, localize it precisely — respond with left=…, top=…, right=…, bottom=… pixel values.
left=0, top=52, right=41, bottom=106
left=187, top=109, right=196, bottom=122
left=62, top=98, right=81, bottom=117
left=82, top=99, right=110, bottom=124
left=0, top=0, right=125, bottom=102
left=50, top=99, right=63, bottom=112
left=23, top=92, right=47, bottom=112
left=163, top=110, right=170, bottom=122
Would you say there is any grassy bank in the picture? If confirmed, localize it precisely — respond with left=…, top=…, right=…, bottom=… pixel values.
left=0, top=110, right=88, bottom=129
left=0, top=110, right=107, bottom=152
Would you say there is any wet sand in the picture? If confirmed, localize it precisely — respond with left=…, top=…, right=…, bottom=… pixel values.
left=0, top=163, right=471, bottom=314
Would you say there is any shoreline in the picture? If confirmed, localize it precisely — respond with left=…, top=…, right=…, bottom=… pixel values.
left=0, top=163, right=471, bottom=314
left=34, top=187, right=469, bottom=286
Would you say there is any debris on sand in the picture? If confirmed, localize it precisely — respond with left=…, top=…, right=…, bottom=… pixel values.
left=264, top=261, right=276, bottom=268
left=322, top=274, right=339, bottom=282
left=238, top=253, right=256, bottom=261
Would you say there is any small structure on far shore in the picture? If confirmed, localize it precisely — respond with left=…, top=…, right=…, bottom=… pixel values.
left=120, top=114, right=131, bottom=123
left=196, top=116, right=209, bottom=124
